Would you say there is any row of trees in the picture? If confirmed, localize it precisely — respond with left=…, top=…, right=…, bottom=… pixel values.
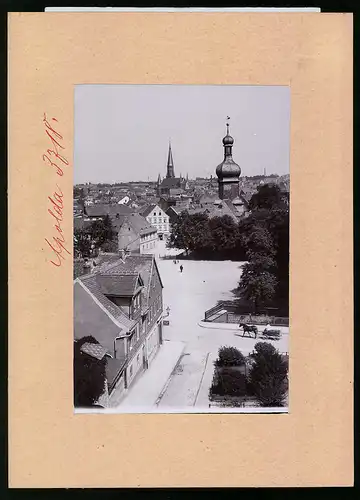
left=167, top=184, right=289, bottom=313
left=167, top=212, right=247, bottom=260
left=74, top=214, right=117, bottom=258
left=238, top=185, right=289, bottom=313
left=210, top=343, right=289, bottom=407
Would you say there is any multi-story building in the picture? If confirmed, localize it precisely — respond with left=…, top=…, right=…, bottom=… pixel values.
left=140, top=204, right=170, bottom=238
left=116, top=213, right=158, bottom=254
left=74, top=253, right=164, bottom=407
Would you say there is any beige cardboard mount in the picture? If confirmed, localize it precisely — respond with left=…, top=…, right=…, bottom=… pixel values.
left=8, top=12, right=353, bottom=487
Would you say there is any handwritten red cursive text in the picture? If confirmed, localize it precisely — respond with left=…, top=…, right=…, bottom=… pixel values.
left=45, top=184, right=71, bottom=267
left=42, top=113, right=69, bottom=176
left=43, top=114, right=70, bottom=267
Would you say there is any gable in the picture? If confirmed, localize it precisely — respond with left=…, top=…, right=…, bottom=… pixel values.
left=74, top=281, right=122, bottom=354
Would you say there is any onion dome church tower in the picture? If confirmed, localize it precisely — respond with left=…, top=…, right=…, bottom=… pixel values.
left=216, top=118, right=241, bottom=200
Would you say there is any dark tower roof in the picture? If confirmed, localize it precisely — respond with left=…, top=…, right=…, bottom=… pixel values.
left=166, top=142, right=175, bottom=178
left=216, top=121, right=241, bottom=180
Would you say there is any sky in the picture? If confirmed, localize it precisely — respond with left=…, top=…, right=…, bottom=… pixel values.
left=74, top=85, right=290, bottom=184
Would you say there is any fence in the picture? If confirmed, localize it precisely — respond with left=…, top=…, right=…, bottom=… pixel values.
left=204, top=304, right=289, bottom=327
left=204, top=303, right=224, bottom=321
left=227, top=313, right=289, bottom=327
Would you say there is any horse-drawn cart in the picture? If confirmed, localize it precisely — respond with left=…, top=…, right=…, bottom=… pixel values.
left=261, top=328, right=281, bottom=340
left=239, top=323, right=258, bottom=339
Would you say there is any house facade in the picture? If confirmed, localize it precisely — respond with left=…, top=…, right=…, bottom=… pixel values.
left=116, top=213, right=158, bottom=254
left=74, top=254, right=164, bottom=407
left=141, top=204, right=170, bottom=237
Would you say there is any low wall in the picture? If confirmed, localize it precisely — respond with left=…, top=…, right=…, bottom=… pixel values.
left=198, top=320, right=289, bottom=335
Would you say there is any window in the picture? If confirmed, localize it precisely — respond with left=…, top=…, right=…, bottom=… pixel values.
left=158, top=212, right=161, bottom=216
left=137, top=354, right=140, bottom=363
left=130, top=365, right=133, bottom=377
left=153, top=212, right=156, bottom=216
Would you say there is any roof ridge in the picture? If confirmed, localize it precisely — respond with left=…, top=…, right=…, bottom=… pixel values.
left=76, top=278, right=127, bottom=330
left=100, top=271, right=138, bottom=277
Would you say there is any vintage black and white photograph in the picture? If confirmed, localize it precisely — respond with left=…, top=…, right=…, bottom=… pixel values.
left=73, top=85, right=290, bottom=413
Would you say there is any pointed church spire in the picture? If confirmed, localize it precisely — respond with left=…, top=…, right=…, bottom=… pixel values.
left=166, top=142, right=175, bottom=178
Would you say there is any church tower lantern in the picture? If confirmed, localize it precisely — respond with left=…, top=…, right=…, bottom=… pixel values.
left=215, top=117, right=241, bottom=200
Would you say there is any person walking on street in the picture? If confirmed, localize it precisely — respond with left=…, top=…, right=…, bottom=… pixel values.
left=180, top=264, right=183, bottom=273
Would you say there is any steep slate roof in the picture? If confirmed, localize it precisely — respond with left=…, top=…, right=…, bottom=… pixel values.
left=78, top=274, right=135, bottom=330
left=85, top=204, right=133, bottom=217
left=129, top=213, right=157, bottom=235
left=74, top=281, right=126, bottom=355
left=169, top=188, right=184, bottom=196
left=96, top=253, right=122, bottom=268
left=97, top=254, right=162, bottom=309
left=140, top=204, right=157, bottom=217
left=208, top=202, right=239, bottom=221
left=187, top=201, right=239, bottom=221
left=166, top=206, right=179, bottom=215
left=160, top=177, right=183, bottom=189
left=96, top=274, right=143, bottom=297
left=111, top=213, right=157, bottom=236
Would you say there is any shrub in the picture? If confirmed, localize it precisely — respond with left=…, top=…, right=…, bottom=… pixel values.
left=210, top=368, right=247, bottom=397
left=252, top=342, right=277, bottom=357
left=216, top=346, right=245, bottom=367
left=249, top=342, right=288, bottom=407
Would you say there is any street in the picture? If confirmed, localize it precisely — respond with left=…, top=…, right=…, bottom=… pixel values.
left=116, top=240, right=289, bottom=412
left=153, top=240, right=289, bottom=411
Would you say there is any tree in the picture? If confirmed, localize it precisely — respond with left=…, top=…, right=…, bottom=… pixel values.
left=210, top=368, right=247, bottom=397
left=74, top=336, right=107, bottom=408
left=249, top=184, right=287, bottom=211
left=167, top=212, right=212, bottom=254
left=87, top=215, right=116, bottom=249
left=238, top=192, right=289, bottom=315
left=242, top=225, right=276, bottom=261
left=249, top=342, right=288, bottom=407
left=167, top=212, right=246, bottom=259
left=208, top=215, right=240, bottom=254
left=239, top=266, right=278, bottom=313
left=74, top=228, right=91, bottom=258
left=216, top=346, right=245, bottom=367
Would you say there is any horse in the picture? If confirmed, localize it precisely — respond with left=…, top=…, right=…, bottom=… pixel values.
left=239, top=322, right=258, bottom=339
